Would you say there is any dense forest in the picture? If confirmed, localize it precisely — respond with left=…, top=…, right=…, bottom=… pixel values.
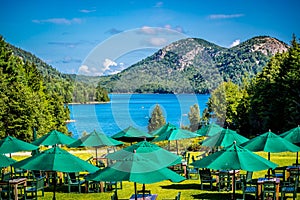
left=7, top=43, right=110, bottom=104
left=0, top=37, right=109, bottom=141
left=0, top=37, right=70, bottom=141
left=207, top=35, right=300, bottom=137
left=98, top=36, right=288, bottom=94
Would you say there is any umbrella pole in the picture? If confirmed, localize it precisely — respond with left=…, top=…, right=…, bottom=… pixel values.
left=232, top=170, right=236, bottom=200
left=142, top=184, right=145, bottom=198
left=296, top=152, right=299, bottom=165
left=53, top=172, right=57, bottom=200
left=134, top=182, right=137, bottom=200
left=267, top=152, right=271, bottom=177
left=176, top=140, right=179, bottom=155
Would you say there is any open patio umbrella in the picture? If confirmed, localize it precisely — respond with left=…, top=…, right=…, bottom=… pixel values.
left=196, top=123, right=224, bottom=137
left=280, top=125, right=300, bottom=165
left=32, top=130, right=76, bottom=146
left=0, top=154, right=16, bottom=168
left=241, top=130, right=300, bottom=160
left=106, top=140, right=182, bottom=169
left=191, top=141, right=278, bottom=200
left=68, top=130, right=123, bottom=162
left=13, top=146, right=99, bottom=200
left=201, top=128, right=249, bottom=148
left=241, top=130, right=300, bottom=177
left=85, top=153, right=185, bottom=200
left=0, top=135, right=39, bottom=154
left=111, top=126, right=154, bottom=143
left=151, top=123, right=199, bottom=154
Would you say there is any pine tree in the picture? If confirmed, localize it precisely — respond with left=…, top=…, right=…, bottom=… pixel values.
left=148, top=104, right=166, bottom=132
left=188, top=104, right=201, bottom=131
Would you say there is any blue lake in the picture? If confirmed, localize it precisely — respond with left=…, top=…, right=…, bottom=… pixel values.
left=67, top=93, right=210, bottom=138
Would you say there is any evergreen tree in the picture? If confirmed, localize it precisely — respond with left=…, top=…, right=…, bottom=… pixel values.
left=95, top=84, right=110, bottom=102
left=148, top=104, right=166, bottom=132
left=188, top=104, right=201, bottom=131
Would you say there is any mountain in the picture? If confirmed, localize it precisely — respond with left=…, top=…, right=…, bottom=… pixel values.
left=98, top=36, right=289, bottom=93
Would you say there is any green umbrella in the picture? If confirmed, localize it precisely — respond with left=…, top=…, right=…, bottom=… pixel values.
left=111, top=126, right=154, bottom=143
left=0, top=136, right=39, bottom=154
left=0, top=154, right=16, bottom=168
left=241, top=130, right=300, bottom=177
left=68, top=130, right=123, bottom=161
left=191, top=142, right=277, bottom=200
left=151, top=123, right=199, bottom=154
left=202, top=128, right=249, bottom=148
left=241, top=130, right=300, bottom=160
left=32, top=130, right=76, bottom=146
left=85, top=153, right=185, bottom=200
left=196, top=123, right=224, bottom=137
left=106, top=140, right=182, bottom=169
left=280, top=125, right=300, bottom=164
left=13, top=146, right=99, bottom=200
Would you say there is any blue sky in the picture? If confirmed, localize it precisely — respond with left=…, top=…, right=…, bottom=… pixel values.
left=1, top=0, right=299, bottom=75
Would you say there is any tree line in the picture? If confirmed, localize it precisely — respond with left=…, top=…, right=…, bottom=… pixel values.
left=208, top=35, right=300, bottom=137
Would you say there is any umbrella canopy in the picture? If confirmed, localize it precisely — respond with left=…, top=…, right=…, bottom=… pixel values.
left=201, top=128, right=249, bottom=148
left=0, top=154, right=16, bottom=168
left=111, top=126, right=154, bottom=143
left=241, top=130, right=300, bottom=154
left=192, top=142, right=277, bottom=171
left=151, top=123, right=199, bottom=154
left=13, top=146, right=98, bottom=200
left=86, top=153, right=185, bottom=200
left=191, top=142, right=277, bottom=200
left=0, top=136, right=39, bottom=154
left=151, top=124, right=199, bottom=142
left=13, top=146, right=98, bottom=173
left=32, top=130, right=76, bottom=146
left=280, top=125, right=300, bottom=145
left=196, top=123, right=224, bottom=137
left=68, top=130, right=123, bottom=148
left=280, top=125, right=300, bottom=165
left=86, top=153, right=185, bottom=184
left=106, top=140, right=182, bottom=168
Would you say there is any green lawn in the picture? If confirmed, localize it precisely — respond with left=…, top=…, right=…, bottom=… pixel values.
left=8, top=150, right=300, bottom=200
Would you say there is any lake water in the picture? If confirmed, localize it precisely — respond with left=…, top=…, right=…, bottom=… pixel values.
left=67, top=93, right=210, bottom=138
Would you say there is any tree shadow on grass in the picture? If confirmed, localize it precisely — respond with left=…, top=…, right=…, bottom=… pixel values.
left=160, top=183, right=201, bottom=190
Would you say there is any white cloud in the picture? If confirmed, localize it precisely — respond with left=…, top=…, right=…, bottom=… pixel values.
left=78, top=65, right=90, bottom=74
left=79, top=9, right=96, bottom=13
left=209, top=14, right=244, bottom=19
left=149, top=37, right=167, bottom=46
left=32, top=18, right=83, bottom=25
left=154, top=2, right=163, bottom=8
left=140, top=26, right=157, bottom=34
left=103, top=58, right=117, bottom=70
left=230, top=39, right=240, bottom=47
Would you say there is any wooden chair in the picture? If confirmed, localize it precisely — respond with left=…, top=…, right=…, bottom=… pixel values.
left=281, top=175, right=298, bottom=200
left=66, top=172, right=85, bottom=193
left=26, top=176, right=45, bottom=199
left=218, top=171, right=231, bottom=192
left=0, top=172, right=11, bottom=200
left=199, top=169, right=216, bottom=190
left=241, top=175, right=257, bottom=200
left=262, top=181, right=276, bottom=200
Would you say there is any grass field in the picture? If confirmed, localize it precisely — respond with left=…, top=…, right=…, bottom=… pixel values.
left=6, top=149, right=300, bottom=200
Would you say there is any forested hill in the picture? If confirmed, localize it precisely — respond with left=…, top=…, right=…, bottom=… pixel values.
left=6, top=41, right=109, bottom=103
left=98, top=36, right=288, bottom=93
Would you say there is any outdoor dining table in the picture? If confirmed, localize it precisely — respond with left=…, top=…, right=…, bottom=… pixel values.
left=0, top=177, right=27, bottom=200
left=257, top=177, right=280, bottom=200
left=129, top=193, right=158, bottom=200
